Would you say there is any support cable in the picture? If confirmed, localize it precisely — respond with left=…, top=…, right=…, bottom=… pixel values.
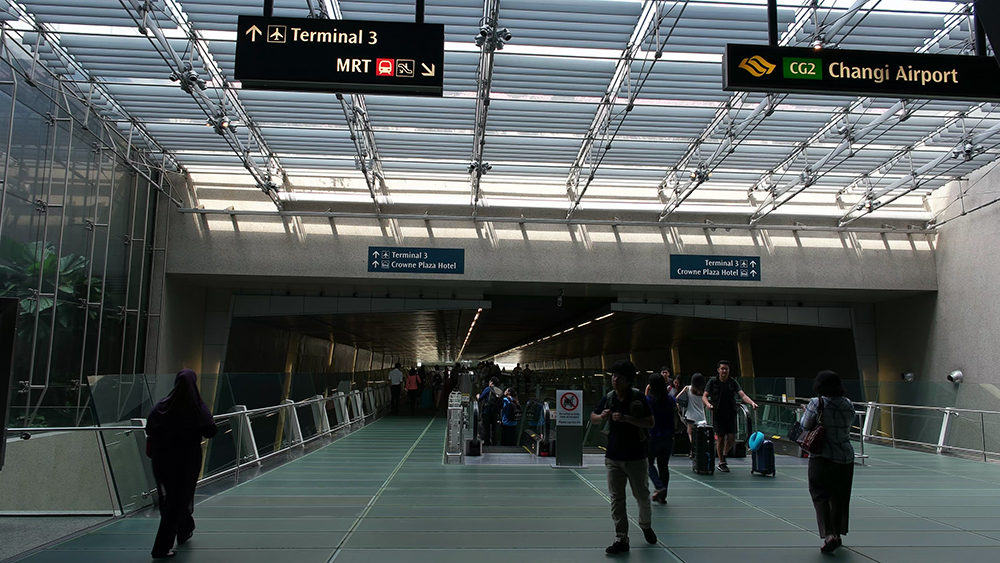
left=469, top=0, right=504, bottom=215
left=119, top=0, right=285, bottom=209
left=565, top=1, right=689, bottom=220
left=840, top=114, right=1000, bottom=226
left=747, top=1, right=971, bottom=224
left=312, top=0, right=390, bottom=214
left=656, top=0, right=878, bottom=222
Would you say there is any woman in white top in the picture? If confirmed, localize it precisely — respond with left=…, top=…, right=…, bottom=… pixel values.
left=674, top=373, right=707, bottom=456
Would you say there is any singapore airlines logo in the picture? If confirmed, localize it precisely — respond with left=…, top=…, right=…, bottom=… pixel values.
left=739, top=56, right=777, bottom=77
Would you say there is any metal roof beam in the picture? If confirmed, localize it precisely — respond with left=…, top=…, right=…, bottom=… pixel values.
left=750, top=2, right=971, bottom=224
left=565, top=1, right=690, bottom=220
left=564, top=1, right=665, bottom=215
left=469, top=0, right=502, bottom=215
left=748, top=97, right=906, bottom=224
left=311, top=0, right=388, bottom=214
left=655, top=0, right=824, bottom=221
left=3, top=3, right=183, bottom=177
left=839, top=105, right=999, bottom=226
left=121, top=0, right=284, bottom=209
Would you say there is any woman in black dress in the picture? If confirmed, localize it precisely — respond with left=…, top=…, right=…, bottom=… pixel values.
left=145, top=369, right=217, bottom=558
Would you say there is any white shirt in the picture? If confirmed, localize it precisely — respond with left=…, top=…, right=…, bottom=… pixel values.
left=677, top=386, right=706, bottom=424
left=388, top=369, right=405, bottom=385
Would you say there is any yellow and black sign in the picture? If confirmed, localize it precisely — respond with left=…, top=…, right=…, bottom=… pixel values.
left=235, top=16, right=444, bottom=97
left=724, top=44, right=1000, bottom=102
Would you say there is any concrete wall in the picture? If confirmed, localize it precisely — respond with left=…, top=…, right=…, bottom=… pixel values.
left=924, top=162, right=1000, bottom=390
left=870, top=162, right=1000, bottom=452
left=166, top=209, right=938, bottom=293
left=0, top=432, right=115, bottom=514
left=155, top=275, right=207, bottom=375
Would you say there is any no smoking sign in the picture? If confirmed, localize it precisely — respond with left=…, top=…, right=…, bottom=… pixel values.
left=556, top=390, right=583, bottom=426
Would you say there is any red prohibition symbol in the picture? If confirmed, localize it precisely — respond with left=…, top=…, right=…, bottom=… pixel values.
left=560, top=393, right=579, bottom=411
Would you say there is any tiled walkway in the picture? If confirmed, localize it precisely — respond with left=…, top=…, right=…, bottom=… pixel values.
left=11, top=416, right=1000, bottom=563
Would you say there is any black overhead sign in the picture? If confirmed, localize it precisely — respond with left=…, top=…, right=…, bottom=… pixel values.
left=723, top=43, right=1000, bottom=102
left=234, top=15, right=444, bottom=97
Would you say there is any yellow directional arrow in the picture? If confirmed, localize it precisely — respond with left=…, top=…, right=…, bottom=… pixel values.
left=421, top=63, right=436, bottom=77
left=246, top=25, right=262, bottom=42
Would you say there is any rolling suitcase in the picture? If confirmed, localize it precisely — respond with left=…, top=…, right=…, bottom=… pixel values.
left=747, top=410, right=776, bottom=477
left=692, top=424, right=715, bottom=475
left=750, top=440, right=776, bottom=476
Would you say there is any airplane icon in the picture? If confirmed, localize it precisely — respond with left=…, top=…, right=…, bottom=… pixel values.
left=267, top=25, right=286, bottom=43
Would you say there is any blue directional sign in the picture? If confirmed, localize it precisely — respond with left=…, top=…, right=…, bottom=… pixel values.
left=670, top=255, right=761, bottom=281
left=368, top=247, right=465, bottom=274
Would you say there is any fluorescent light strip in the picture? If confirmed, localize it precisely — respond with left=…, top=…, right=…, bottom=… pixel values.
left=457, top=308, right=483, bottom=360
left=492, top=312, right=616, bottom=360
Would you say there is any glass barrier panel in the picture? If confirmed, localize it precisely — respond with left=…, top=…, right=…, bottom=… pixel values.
left=296, top=403, right=318, bottom=440
left=889, top=407, right=942, bottom=451
left=86, top=373, right=154, bottom=425
left=99, top=426, right=154, bottom=515
left=203, top=417, right=238, bottom=479
left=248, top=409, right=283, bottom=457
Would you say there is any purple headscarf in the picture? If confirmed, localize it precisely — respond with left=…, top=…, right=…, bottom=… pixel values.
left=147, top=369, right=215, bottom=432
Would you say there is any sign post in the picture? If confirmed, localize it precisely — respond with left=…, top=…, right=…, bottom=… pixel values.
left=235, top=15, right=444, bottom=96
left=554, top=390, right=585, bottom=469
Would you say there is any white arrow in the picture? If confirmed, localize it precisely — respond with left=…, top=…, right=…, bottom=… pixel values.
left=372, top=251, right=380, bottom=257
left=372, top=261, right=380, bottom=268
left=750, top=260, right=757, bottom=267
left=246, top=25, right=262, bottom=42
left=421, top=63, right=436, bottom=77
left=751, top=270, right=757, bottom=276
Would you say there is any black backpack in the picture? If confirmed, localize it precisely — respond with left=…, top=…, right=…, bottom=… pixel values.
left=604, top=389, right=649, bottom=445
left=482, top=387, right=503, bottom=420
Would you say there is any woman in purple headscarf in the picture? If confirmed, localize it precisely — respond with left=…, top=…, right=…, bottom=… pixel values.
left=145, top=369, right=217, bottom=559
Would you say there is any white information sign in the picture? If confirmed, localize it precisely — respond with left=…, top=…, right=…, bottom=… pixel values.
left=556, top=390, right=583, bottom=426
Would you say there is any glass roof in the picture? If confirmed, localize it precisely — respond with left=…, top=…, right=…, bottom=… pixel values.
left=4, top=0, right=997, bottom=228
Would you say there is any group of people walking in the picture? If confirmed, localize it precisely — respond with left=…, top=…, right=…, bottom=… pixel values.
left=387, top=362, right=458, bottom=415
left=592, top=360, right=856, bottom=555
left=144, top=361, right=855, bottom=558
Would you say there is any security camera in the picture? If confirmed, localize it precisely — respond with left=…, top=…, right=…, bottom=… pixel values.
left=556, top=295, right=563, bottom=307
left=947, top=370, right=964, bottom=384
left=901, top=371, right=915, bottom=382
left=498, top=28, right=512, bottom=42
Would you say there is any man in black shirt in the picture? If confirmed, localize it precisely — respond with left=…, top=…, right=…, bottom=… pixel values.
left=703, top=360, right=757, bottom=473
left=591, top=360, right=657, bottom=554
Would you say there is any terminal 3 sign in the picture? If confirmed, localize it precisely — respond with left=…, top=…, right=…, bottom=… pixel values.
left=724, top=43, right=1000, bottom=102
left=234, top=16, right=444, bottom=96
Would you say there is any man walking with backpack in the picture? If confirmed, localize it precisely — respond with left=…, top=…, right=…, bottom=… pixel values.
left=591, top=360, right=657, bottom=554
left=478, top=377, right=503, bottom=446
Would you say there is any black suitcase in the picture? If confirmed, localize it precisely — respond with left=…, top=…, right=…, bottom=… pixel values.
left=751, top=440, right=776, bottom=476
left=692, top=424, right=715, bottom=475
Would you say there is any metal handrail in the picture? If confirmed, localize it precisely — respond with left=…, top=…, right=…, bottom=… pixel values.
left=4, top=384, right=389, bottom=513
left=861, top=401, right=1000, bottom=417
left=5, top=391, right=358, bottom=436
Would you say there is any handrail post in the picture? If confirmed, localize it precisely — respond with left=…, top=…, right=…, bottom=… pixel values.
left=234, top=407, right=242, bottom=484
left=311, top=394, right=331, bottom=435
left=981, top=412, right=988, bottom=463
left=231, top=405, right=260, bottom=470
left=281, top=399, right=304, bottom=447
left=890, top=405, right=896, bottom=448
left=863, top=401, right=876, bottom=442
left=937, top=407, right=956, bottom=454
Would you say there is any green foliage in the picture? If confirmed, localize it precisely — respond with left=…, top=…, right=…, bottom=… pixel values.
left=0, top=235, right=103, bottom=334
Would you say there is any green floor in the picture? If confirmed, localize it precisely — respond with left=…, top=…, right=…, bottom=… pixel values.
left=12, top=416, right=1000, bottom=563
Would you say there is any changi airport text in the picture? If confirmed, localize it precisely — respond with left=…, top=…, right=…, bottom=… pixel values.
left=827, top=62, right=959, bottom=86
